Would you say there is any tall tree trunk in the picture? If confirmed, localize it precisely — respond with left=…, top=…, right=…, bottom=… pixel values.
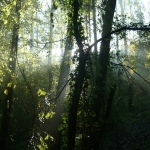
left=52, top=37, right=73, bottom=150
left=0, top=1, right=20, bottom=149
left=92, top=0, right=98, bottom=54
left=67, top=0, right=86, bottom=149
left=91, top=0, right=117, bottom=149
left=96, top=0, right=116, bottom=123
left=119, top=0, right=127, bottom=54
left=128, top=82, right=133, bottom=111
left=47, top=1, right=53, bottom=98
left=88, top=9, right=91, bottom=43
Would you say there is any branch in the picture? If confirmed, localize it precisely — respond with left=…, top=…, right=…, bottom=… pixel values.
left=111, top=62, right=150, bottom=91
left=16, top=59, right=36, bottom=124
left=123, top=66, right=146, bottom=92
left=125, top=65, right=150, bottom=85
left=88, top=26, right=150, bottom=50
left=115, top=63, right=150, bottom=85
left=48, top=77, right=71, bottom=102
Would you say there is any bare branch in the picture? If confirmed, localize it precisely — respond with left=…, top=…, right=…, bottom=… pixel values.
left=89, top=26, right=150, bottom=51
left=111, top=62, right=150, bottom=92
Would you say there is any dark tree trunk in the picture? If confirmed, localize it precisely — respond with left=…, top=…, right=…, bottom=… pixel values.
left=91, top=0, right=117, bottom=149
left=67, top=0, right=86, bottom=149
left=0, top=1, right=20, bottom=149
left=128, top=83, right=134, bottom=111
left=95, top=0, right=116, bottom=124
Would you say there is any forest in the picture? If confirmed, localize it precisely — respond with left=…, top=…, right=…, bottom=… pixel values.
left=1, top=0, right=150, bottom=149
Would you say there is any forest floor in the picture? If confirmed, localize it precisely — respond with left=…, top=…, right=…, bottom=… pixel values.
left=101, top=94, right=150, bottom=150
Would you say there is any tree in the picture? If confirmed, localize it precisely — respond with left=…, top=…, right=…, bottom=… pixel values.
left=92, top=0, right=98, bottom=54
left=0, top=1, right=21, bottom=149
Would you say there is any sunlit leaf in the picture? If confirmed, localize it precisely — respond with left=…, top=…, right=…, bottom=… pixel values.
left=40, top=137, right=44, bottom=143
left=44, top=135, right=49, bottom=140
left=4, top=89, right=8, bottom=95
left=45, top=112, right=55, bottom=119
left=7, top=82, right=12, bottom=87
left=4, top=20, right=8, bottom=25
left=37, top=89, right=46, bottom=96
left=37, top=145, right=44, bottom=150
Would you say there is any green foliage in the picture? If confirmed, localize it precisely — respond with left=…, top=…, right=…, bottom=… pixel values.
left=1, top=0, right=150, bottom=149
left=0, top=0, right=62, bottom=149
left=37, top=134, right=54, bottom=150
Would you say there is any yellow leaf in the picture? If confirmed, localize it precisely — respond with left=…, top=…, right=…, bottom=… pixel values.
left=12, top=1, right=16, bottom=6
left=45, top=112, right=55, bottom=119
left=4, top=89, right=8, bottom=95
left=40, top=137, right=44, bottom=143
left=7, top=82, right=12, bottom=87
left=37, top=145, right=44, bottom=150
left=4, top=20, right=8, bottom=25
left=37, top=89, right=46, bottom=96
left=44, top=135, right=49, bottom=140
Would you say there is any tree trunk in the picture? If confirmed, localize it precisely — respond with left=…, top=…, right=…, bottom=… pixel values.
left=119, top=0, right=127, bottom=54
left=128, top=83, right=134, bottom=111
left=47, top=0, right=54, bottom=98
left=67, top=0, right=86, bottom=149
left=0, top=1, right=20, bottom=149
left=91, top=0, right=117, bottom=149
left=92, top=0, right=98, bottom=54
left=95, top=0, right=116, bottom=124
left=50, top=36, right=73, bottom=150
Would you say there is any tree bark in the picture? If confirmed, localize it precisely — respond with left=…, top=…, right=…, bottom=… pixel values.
left=95, top=0, right=116, bottom=124
left=91, top=0, right=117, bottom=149
left=50, top=36, right=73, bottom=150
left=0, top=1, right=20, bottom=149
left=67, top=0, right=86, bottom=149
left=48, top=0, right=54, bottom=98
left=92, top=0, right=98, bottom=54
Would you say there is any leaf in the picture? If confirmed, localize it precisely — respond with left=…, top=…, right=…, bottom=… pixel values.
left=40, top=137, right=44, bottom=143
left=13, top=85, right=16, bottom=89
left=4, top=89, right=8, bottom=95
left=20, top=12, right=24, bottom=18
left=37, top=145, right=44, bottom=150
left=44, top=135, right=49, bottom=140
left=38, top=112, right=44, bottom=119
left=12, top=1, right=16, bottom=6
left=4, top=20, right=8, bottom=25
left=45, top=112, right=55, bottom=119
left=50, top=136, right=54, bottom=141
left=7, top=82, right=12, bottom=87
left=37, top=89, right=46, bottom=96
